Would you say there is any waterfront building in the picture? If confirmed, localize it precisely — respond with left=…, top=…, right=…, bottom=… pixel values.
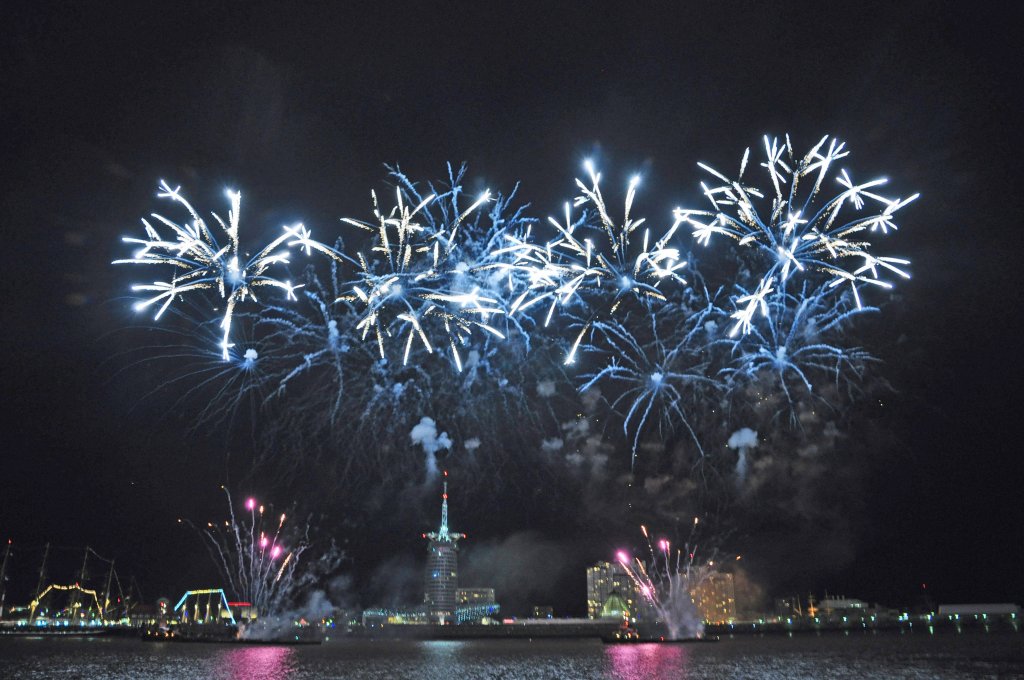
left=691, top=573, right=736, bottom=624
left=422, top=471, right=465, bottom=625
left=457, top=588, right=495, bottom=606
left=455, top=587, right=499, bottom=624
left=819, top=596, right=867, bottom=617
left=938, top=603, right=1021, bottom=617
left=361, top=606, right=428, bottom=627
left=599, top=591, right=630, bottom=619
left=532, top=605, right=553, bottom=619
left=586, top=561, right=636, bottom=619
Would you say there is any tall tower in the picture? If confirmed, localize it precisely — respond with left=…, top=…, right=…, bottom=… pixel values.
left=422, top=470, right=465, bottom=624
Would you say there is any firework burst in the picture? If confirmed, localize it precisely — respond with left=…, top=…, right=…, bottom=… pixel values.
left=335, top=170, right=504, bottom=371
left=677, top=135, right=916, bottom=333
left=115, top=181, right=334, bottom=359
left=722, top=284, right=878, bottom=423
left=579, top=304, right=720, bottom=464
left=111, top=146, right=916, bottom=480
left=501, top=162, right=688, bottom=364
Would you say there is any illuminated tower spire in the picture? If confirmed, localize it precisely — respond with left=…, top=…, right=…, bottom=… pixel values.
left=439, top=472, right=450, bottom=540
left=425, top=470, right=464, bottom=545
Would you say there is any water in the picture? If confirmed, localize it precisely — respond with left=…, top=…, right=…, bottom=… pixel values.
left=1, top=631, right=1021, bottom=679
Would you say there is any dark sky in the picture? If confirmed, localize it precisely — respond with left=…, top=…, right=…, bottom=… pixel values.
left=2, top=1, right=1022, bottom=615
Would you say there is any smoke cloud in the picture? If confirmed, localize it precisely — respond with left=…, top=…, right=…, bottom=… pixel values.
left=728, top=427, right=759, bottom=484
left=410, top=416, right=453, bottom=480
left=727, top=427, right=758, bottom=450
left=541, top=437, right=564, bottom=453
left=536, top=380, right=556, bottom=398
left=460, top=531, right=573, bottom=616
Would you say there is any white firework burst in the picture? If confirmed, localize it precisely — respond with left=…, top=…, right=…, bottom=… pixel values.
left=115, top=181, right=333, bottom=359
left=336, top=181, right=505, bottom=371
left=677, top=135, right=916, bottom=330
left=499, top=161, right=688, bottom=364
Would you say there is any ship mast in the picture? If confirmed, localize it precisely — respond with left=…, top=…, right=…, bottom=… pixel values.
left=0, top=539, right=11, bottom=619
left=103, top=559, right=115, bottom=623
left=68, top=547, right=89, bottom=624
left=30, top=542, right=49, bottom=623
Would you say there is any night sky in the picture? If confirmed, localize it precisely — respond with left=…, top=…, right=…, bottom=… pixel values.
left=3, top=2, right=1022, bottom=616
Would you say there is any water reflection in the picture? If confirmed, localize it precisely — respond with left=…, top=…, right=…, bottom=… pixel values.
left=216, top=645, right=296, bottom=680
left=422, top=640, right=466, bottom=660
left=606, top=643, right=690, bottom=679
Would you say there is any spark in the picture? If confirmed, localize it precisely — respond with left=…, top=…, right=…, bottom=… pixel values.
left=729, top=277, right=775, bottom=337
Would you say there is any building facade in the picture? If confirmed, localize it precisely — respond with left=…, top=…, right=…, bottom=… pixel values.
left=457, top=588, right=496, bottom=606
left=586, top=561, right=636, bottom=619
left=691, top=573, right=736, bottom=624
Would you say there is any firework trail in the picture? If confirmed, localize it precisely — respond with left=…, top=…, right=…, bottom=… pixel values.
left=184, top=489, right=311, bottom=617
left=676, top=135, right=916, bottom=334
left=115, top=181, right=339, bottom=359
left=255, top=262, right=360, bottom=427
left=106, top=300, right=273, bottom=433
left=500, top=162, right=688, bottom=365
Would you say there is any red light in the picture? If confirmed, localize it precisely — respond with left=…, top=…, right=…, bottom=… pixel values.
left=444, top=470, right=448, bottom=477
left=443, top=494, right=448, bottom=500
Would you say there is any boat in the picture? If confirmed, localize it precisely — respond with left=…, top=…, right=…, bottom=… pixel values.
left=142, top=623, right=323, bottom=645
left=601, top=622, right=719, bottom=643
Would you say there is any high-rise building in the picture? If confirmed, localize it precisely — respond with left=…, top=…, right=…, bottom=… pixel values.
left=691, top=573, right=736, bottom=624
left=422, top=471, right=465, bottom=625
left=586, top=561, right=636, bottom=619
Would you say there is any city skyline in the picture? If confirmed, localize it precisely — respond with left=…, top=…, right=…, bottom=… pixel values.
left=2, top=1, right=1022, bottom=624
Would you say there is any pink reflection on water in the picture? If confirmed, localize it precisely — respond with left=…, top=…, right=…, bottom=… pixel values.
left=607, top=643, right=690, bottom=680
left=216, top=645, right=296, bottom=680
